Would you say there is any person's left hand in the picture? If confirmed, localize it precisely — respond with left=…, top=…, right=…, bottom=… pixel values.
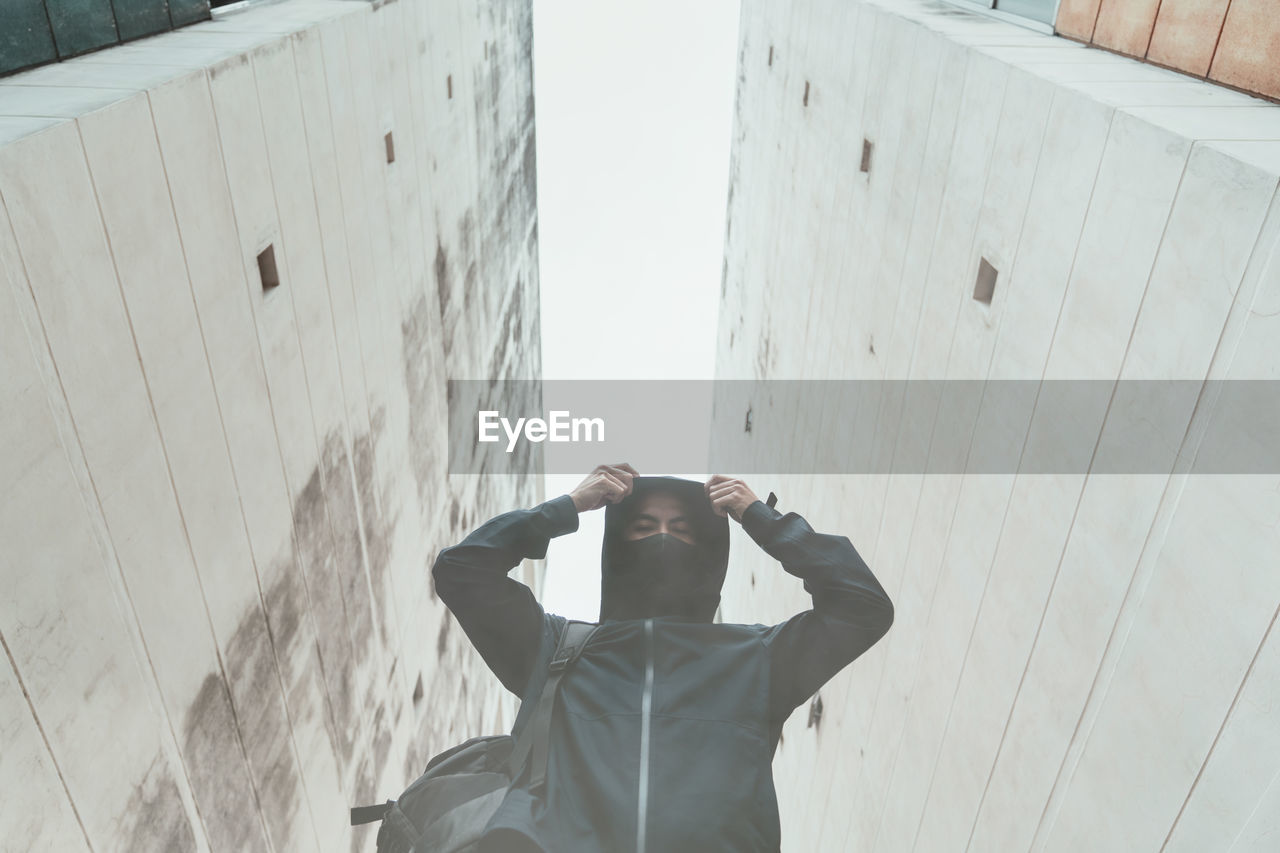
left=705, top=475, right=760, bottom=523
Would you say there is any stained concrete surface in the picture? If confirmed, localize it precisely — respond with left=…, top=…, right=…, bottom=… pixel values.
left=0, top=1, right=544, bottom=850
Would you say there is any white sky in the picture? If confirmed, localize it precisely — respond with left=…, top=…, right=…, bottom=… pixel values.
left=532, top=0, right=742, bottom=619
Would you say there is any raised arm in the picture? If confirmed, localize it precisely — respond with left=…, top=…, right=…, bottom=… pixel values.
left=431, top=494, right=580, bottom=696
left=432, top=463, right=638, bottom=696
left=742, top=500, right=894, bottom=727
left=705, top=475, right=893, bottom=730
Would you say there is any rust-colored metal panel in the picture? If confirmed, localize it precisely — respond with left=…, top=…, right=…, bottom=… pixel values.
left=1055, top=0, right=1103, bottom=40
left=1093, top=0, right=1161, bottom=57
left=1148, top=0, right=1231, bottom=76
left=1210, top=0, right=1280, bottom=99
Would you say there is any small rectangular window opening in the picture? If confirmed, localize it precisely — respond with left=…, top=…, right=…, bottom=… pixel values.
left=768, top=45, right=773, bottom=66
left=257, top=245, right=279, bottom=293
left=860, top=139, right=873, bottom=173
left=447, top=74, right=453, bottom=99
left=974, top=257, right=998, bottom=304
left=385, top=131, right=395, bottom=163
left=802, top=80, right=810, bottom=107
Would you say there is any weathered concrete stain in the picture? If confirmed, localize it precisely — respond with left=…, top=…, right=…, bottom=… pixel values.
left=223, top=581, right=313, bottom=849
left=319, top=429, right=380, bottom=682
left=436, top=609, right=451, bottom=658
left=291, top=461, right=358, bottom=769
left=434, top=237, right=450, bottom=336
left=6, top=2, right=545, bottom=850
left=117, top=754, right=198, bottom=853
left=757, top=329, right=775, bottom=377
left=401, top=293, right=441, bottom=506
left=181, top=671, right=273, bottom=853
left=179, top=542, right=355, bottom=853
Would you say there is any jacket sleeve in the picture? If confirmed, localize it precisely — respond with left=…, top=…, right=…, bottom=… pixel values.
left=431, top=493, right=580, bottom=697
left=741, top=499, right=894, bottom=726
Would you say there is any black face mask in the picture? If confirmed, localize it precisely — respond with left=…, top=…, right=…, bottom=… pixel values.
left=599, top=477, right=731, bottom=623
left=601, top=533, right=717, bottom=621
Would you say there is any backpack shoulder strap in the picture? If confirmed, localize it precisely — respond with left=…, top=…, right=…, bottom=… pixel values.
left=508, top=619, right=599, bottom=792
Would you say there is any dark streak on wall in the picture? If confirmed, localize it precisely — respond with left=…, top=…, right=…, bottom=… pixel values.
left=291, top=461, right=359, bottom=769
left=136, top=0, right=541, bottom=847
left=402, top=293, right=442, bottom=505
left=182, top=672, right=273, bottom=853
left=119, top=755, right=198, bottom=853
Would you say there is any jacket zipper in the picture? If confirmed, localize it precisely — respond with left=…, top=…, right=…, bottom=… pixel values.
left=637, top=617, right=654, bottom=853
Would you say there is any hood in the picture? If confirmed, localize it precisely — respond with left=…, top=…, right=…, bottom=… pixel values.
left=599, top=476, right=730, bottom=623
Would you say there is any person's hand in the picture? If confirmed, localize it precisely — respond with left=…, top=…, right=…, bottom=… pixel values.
left=569, top=463, right=639, bottom=513
left=705, top=475, right=759, bottom=523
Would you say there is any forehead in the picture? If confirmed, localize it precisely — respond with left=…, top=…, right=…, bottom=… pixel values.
left=626, top=490, right=692, bottom=520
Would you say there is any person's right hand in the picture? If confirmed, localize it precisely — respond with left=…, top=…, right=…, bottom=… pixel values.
left=569, top=463, right=638, bottom=513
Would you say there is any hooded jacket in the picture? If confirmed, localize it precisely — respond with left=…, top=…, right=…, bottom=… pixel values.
left=598, top=476, right=730, bottom=623
left=431, top=478, right=894, bottom=852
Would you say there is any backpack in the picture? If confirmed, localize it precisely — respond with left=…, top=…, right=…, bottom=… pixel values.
left=350, top=620, right=599, bottom=853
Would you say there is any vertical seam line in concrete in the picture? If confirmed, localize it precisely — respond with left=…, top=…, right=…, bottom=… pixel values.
left=195, top=62, right=327, bottom=849
left=313, top=15, right=401, bottom=691
left=816, top=20, right=945, bottom=850
left=313, top=21, right=382, bottom=475
left=142, top=85, right=284, bottom=853
left=347, top=9, right=419, bottom=660
left=202, top=60, right=347, bottom=830
left=390, top=0, right=437, bottom=661
left=807, top=12, right=933, bottom=836
left=859, top=41, right=980, bottom=843
left=72, top=111, right=222, bottom=853
left=948, top=87, right=1081, bottom=851
left=1162, top=598, right=1280, bottom=850
left=246, top=44, right=364, bottom=781
left=340, top=8, right=414, bottom=670
left=870, top=48, right=1014, bottom=853
left=285, top=22, right=378, bottom=697
left=830, top=25, right=941, bottom=844
left=1153, top=177, right=1280, bottom=849
left=955, top=100, right=1121, bottom=853
left=0, top=629, right=97, bottom=852
left=3, top=140, right=215, bottom=853
left=906, top=71, right=1058, bottom=853
left=319, top=17, right=384, bottom=460
left=334, top=31, right=383, bottom=448
left=1227, top=765, right=1280, bottom=853
left=287, top=30, right=361, bottom=462
left=788, top=18, right=851, bottom=394
left=256, top=43, right=364, bottom=679
left=999, top=109, right=1118, bottom=853
left=1024, top=127, right=1194, bottom=853
left=834, top=28, right=971, bottom=850
left=0, top=182, right=114, bottom=853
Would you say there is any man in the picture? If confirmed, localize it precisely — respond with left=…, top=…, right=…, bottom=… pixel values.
left=432, top=464, right=894, bottom=852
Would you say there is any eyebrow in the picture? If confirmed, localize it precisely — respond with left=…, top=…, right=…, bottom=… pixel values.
left=629, top=513, right=690, bottom=524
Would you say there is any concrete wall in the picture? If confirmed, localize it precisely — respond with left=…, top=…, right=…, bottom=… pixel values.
left=715, top=1, right=1280, bottom=850
left=0, top=1, right=542, bottom=851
